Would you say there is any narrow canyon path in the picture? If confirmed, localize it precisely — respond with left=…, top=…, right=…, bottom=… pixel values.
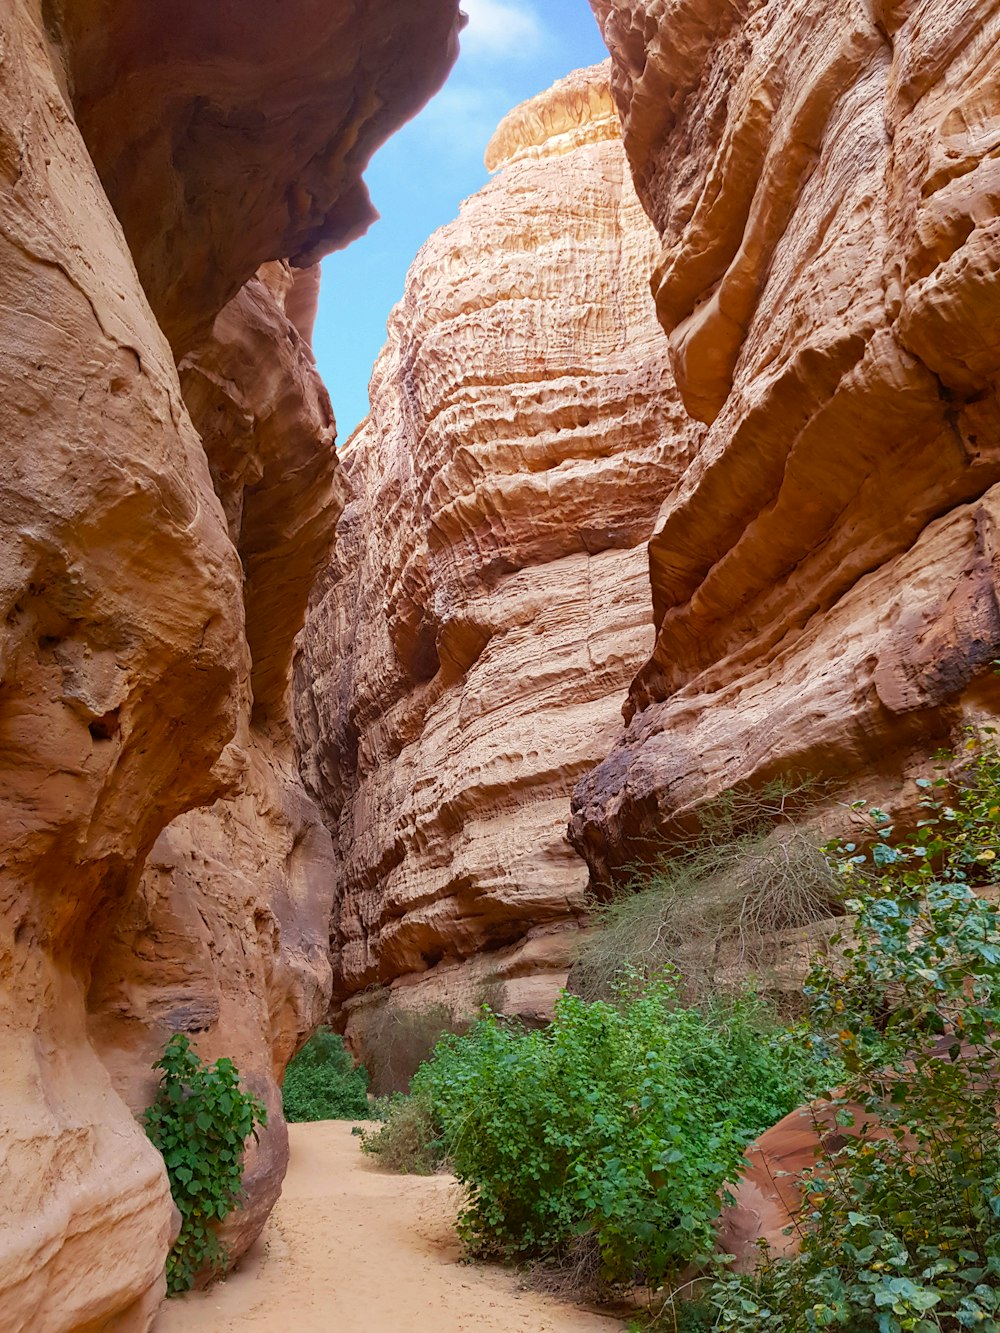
left=155, top=1122, right=624, bottom=1333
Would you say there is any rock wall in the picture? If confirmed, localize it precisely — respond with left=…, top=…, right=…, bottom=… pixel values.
left=573, top=0, right=1000, bottom=874
left=295, top=65, right=695, bottom=1043
left=86, top=263, right=342, bottom=1271
left=0, top=1, right=461, bottom=1327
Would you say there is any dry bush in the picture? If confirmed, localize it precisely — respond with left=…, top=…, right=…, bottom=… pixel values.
left=358, top=1092, right=443, bottom=1174
left=522, top=1234, right=605, bottom=1306
left=573, top=780, right=844, bottom=1006
left=355, top=977, right=506, bottom=1096
left=356, top=997, right=460, bottom=1096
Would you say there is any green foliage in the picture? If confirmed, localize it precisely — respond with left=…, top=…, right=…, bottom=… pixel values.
left=143, top=1033, right=267, bottom=1296
left=366, top=979, right=830, bottom=1292
left=574, top=779, right=841, bottom=1006
left=281, top=1027, right=370, bottom=1122
left=707, top=741, right=1000, bottom=1332
left=637, top=1299, right=716, bottom=1333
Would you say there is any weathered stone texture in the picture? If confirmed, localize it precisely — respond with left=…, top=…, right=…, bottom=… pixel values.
left=574, top=0, right=1000, bottom=874
left=0, top=5, right=242, bottom=1324
left=296, top=65, right=696, bottom=1037
left=54, top=0, right=464, bottom=352
left=0, top=1, right=462, bottom=1326
left=86, top=264, right=344, bottom=1277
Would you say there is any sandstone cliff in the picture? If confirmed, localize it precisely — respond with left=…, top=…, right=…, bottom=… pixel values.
left=296, top=65, right=695, bottom=1051
left=0, top=2, right=461, bottom=1327
left=573, top=0, right=1000, bottom=874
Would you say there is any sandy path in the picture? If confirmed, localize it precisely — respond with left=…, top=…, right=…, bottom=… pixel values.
left=154, top=1121, right=623, bottom=1333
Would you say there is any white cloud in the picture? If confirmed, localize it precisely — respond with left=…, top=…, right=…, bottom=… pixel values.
left=459, top=0, right=544, bottom=60
left=413, top=82, right=512, bottom=162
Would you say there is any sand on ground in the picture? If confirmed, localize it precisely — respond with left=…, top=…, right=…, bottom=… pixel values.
left=154, top=1121, right=624, bottom=1333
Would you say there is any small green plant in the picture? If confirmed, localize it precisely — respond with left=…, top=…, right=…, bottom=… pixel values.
left=282, top=1027, right=370, bottom=1122
left=143, top=1033, right=267, bottom=1295
left=707, top=741, right=1000, bottom=1331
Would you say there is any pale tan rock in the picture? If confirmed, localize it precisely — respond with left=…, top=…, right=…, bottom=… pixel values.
left=574, top=0, right=1000, bottom=873
left=296, top=65, right=695, bottom=1033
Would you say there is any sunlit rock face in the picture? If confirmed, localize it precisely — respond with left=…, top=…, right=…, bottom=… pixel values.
left=0, top=1, right=461, bottom=1325
left=574, top=0, right=1000, bottom=876
left=296, top=64, right=696, bottom=1041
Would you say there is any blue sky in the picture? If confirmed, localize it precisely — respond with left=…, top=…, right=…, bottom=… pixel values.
left=312, top=0, right=609, bottom=442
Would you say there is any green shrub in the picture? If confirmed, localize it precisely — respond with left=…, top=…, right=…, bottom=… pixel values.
left=143, top=1033, right=267, bottom=1295
left=707, top=741, right=1000, bottom=1332
left=281, top=1027, right=369, bottom=1122
left=369, top=978, right=830, bottom=1292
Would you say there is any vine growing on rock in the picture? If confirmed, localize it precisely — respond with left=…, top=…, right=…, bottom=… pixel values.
left=143, top=1033, right=267, bottom=1295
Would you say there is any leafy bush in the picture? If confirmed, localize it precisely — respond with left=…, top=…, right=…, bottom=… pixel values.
left=574, top=780, right=841, bottom=1006
left=143, top=1033, right=267, bottom=1295
left=281, top=1027, right=369, bottom=1122
left=707, top=741, right=1000, bottom=1332
left=367, top=977, right=830, bottom=1292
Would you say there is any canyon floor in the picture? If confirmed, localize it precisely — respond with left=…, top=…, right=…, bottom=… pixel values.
left=154, top=1121, right=624, bottom=1332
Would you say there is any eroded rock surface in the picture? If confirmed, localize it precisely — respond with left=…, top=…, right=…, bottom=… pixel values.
left=296, top=65, right=695, bottom=1043
left=0, top=6, right=242, bottom=1324
left=54, top=0, right=464, bottom=353
left=0, top=1, right=462, bottom=1326
left=574, top=0, right=1000, bottom=874
left=87, top=264, right=343, bottom=1274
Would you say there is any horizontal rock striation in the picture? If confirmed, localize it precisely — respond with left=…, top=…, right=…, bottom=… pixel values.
left=574, top=0, right=1000, bottom=874
left=296, top=64, right=697, bottom=1041
left=0, top=1, right=462, bottom=1326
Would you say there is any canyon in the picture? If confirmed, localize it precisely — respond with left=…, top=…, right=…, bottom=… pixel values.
left=2, top=0, right=1000, bottom=1326
left=295, top=62, right=697, bottom=1049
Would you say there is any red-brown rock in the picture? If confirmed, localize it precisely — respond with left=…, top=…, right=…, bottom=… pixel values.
left=0, top=0, right=462, bottom=1325
left=0, top=4, right=244, bottom=1325
left=86, top=263, right=344, bottom=1274
left=56, top=0, right=465, bottom=352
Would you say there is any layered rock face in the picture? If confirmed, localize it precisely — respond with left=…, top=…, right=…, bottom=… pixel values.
left=296, top=65, right=695, bottom=1044
left=0, top=1, right=461, bottom=1327
left=574, top=0, right=1000, bottom=873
